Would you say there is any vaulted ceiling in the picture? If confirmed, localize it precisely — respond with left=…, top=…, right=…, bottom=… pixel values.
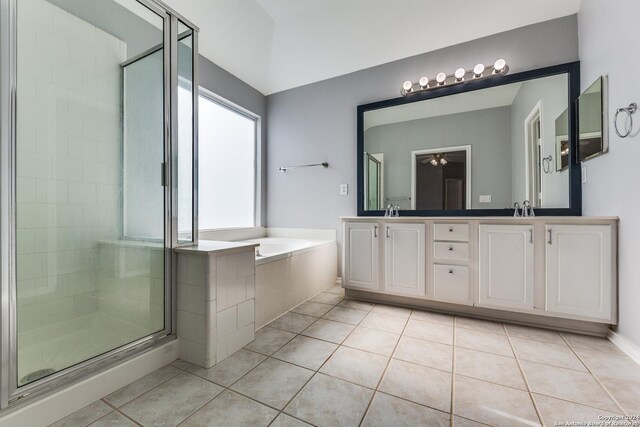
left=162, top=0, right=582, bottom=95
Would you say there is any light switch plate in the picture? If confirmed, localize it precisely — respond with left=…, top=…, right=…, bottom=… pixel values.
left=581, top=166, right=587, bottom=184
left=479, top=195, right=492, bottom=203
left=340, top=184, right=348, bottom=195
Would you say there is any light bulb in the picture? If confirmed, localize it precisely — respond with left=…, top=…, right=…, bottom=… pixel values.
left=402, top=80, right=413, bottom=92
left=473, top=63, right=485, bottom=77
left=454, top=68, right=465, bottom=81
left=430, top=158, right=438, bottom=166
left=440, top=158, right=448, bottom=165
left=419, top=76, right=429, bottom=88
left=436, top=72, right=447, bottom=85
left=493, top=58, right=506, bottom=73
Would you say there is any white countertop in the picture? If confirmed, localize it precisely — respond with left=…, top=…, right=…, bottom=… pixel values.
left=340, top=216, right=619, bottom=221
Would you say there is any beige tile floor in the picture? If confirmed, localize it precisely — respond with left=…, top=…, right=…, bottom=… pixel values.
left=52, top=285, right=640, bottom=427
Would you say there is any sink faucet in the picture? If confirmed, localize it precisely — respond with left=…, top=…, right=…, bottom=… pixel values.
left=522, top=200, right=535, bottom=217
left=513, top=202, right=521, bottom=217
left=393, top=205, right=400, bottom=217
left=384, top=204, right=393, bottom=217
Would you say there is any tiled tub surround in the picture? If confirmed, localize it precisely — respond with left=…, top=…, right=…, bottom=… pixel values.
left=251, top=239, right=337, bottom=328
left=52, top=286, right=640, bottom=427
left=199, top=227, right=339, bottom=328
left=175, top=241, right=258, bottom=368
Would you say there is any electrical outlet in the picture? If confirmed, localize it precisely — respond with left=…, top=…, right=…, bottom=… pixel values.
left=340, top=184, right=348, bottom=195
left=479, top=195, right=492, bottom=203
left=582, top=166, right=587, bottom=184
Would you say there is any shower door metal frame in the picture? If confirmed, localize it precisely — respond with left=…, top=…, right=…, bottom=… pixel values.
left=0, top=0, right=199, bottom=409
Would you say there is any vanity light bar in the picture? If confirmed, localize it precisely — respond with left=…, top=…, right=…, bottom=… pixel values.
left=401, top=59, right=509, bottom=96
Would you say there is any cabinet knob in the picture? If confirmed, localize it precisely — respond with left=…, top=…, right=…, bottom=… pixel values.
left=449, top=227, right=453, bottom=232
left=448, top=269, right=454, bottom=274
left=448, top=247, right=454, bottom=251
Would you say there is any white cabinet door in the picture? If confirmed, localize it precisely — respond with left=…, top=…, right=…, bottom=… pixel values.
left=546, top=225, right=612, bottom=321
left=344, top=222, right=380, bottom=291
left=479, top=224, right=535, bottom=310
left=384, top=223, right=426, bottom=297
left=432, top=264, right=471, bottom=305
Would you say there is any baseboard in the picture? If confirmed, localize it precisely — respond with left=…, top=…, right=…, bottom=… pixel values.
left=336, top=277, right=343, bottom=286
left=608, top=330, right=640, bottom=365
left=0, top=340, right=178, bottom=427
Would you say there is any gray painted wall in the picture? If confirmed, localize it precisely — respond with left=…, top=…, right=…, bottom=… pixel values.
left=266, top=16, right=579, bottom=273
left=579, top=0, right=640, bottom=347
left=365, top=107, right=512, bottom=210
left=510, top=75, right=570, bottom=208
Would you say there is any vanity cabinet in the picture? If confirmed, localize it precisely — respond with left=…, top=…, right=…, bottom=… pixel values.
left=342, top=217, right=618, bottom=328
left=431, top=222, right=472, bottom=305
left=384, top=223, right=426, bottom=297
left=546, top=225, right=613, bottom=321
left=343, top=222, right=380, bottom=291
left=478, top=224, right=535, bottom=311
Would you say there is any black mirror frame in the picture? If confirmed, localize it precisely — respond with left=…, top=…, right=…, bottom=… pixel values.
left=357, top=61, right=581, bottom=217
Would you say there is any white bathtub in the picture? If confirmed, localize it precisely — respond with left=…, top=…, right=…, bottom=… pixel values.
left=242, top=237, right=326, bottom=265
left=238, top=236, right=338, bottom=327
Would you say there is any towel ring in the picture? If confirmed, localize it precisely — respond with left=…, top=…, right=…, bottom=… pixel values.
left=614, top=102, right=637, bottom=138
left=542, top=155, right=553, bottom=174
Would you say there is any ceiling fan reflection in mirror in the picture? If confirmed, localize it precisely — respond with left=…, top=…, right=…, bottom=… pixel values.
left=422, top=153, right=449, bottom=166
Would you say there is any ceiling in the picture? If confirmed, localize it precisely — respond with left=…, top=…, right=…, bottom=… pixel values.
left=162, top=0, right=581, bottom=95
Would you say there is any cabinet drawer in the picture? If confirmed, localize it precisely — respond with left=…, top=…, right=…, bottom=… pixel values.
left=433, top=223, right=470, bottom=242
left=433, top=242, right=469, bottom=261
left=433, top=264, right=471, bottom=304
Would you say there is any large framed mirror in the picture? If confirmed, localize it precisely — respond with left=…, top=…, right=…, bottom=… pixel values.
left=357, top=62, right=581, bottom=216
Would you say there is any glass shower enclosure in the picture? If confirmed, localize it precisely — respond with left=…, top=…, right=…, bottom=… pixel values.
left=0, top=0, right=197, bottom=406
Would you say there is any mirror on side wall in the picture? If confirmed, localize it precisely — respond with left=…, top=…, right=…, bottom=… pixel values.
left=577, top=76, right=608, bottom=162
left=359, top=64, right=581, bottom=215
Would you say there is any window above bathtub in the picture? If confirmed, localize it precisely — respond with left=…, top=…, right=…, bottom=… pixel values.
left=198, top=89, right=261, bottom=230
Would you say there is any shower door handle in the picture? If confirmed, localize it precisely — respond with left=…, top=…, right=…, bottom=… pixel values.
left=161, top=162, right=167, bottom=187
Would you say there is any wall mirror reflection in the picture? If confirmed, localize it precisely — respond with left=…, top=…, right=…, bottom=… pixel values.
left=358, top=63, right=581, bottom=215
left=578, top=76, right=608, bottom=162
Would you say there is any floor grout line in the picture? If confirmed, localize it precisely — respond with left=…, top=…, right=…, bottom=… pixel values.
left=356, top=309, right=410, bottom=427
left=503, top=323, right=544, bottom=427
left=97, top=399, right=143, bottom=426
left=559, top=333, right=629, bottom=416
left=449, top=316, right=457, bottom=427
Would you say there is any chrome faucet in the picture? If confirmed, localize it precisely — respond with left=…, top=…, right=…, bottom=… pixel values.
left=384, top=204, right=393, bottom=217
left=393, top=205, right=400, bottom=217
left=513, top=202, right=521, bottom=217
left=522, top=200, right=535, bottom=217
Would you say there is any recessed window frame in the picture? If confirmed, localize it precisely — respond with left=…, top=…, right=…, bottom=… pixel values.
left=197, top=87, right=262, bottom=231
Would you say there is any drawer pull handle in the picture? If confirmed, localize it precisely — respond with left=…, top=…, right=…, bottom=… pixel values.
left=448, top=269, right=454, bottom=274
left=374, top=226, right=378, bottom=238
left=448, top=247, right=454, bottom=251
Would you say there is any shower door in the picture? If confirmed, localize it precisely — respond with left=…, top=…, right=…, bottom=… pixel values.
left=0, top=0, right=197, bottom=404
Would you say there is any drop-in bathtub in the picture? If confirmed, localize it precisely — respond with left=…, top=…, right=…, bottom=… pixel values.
left=239, top=236, right=338, bottom=327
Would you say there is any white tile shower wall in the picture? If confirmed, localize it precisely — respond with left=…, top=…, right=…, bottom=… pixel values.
left=16, top=0, right=126, bottom=333
left=176, top=249, right=255, bottom=368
